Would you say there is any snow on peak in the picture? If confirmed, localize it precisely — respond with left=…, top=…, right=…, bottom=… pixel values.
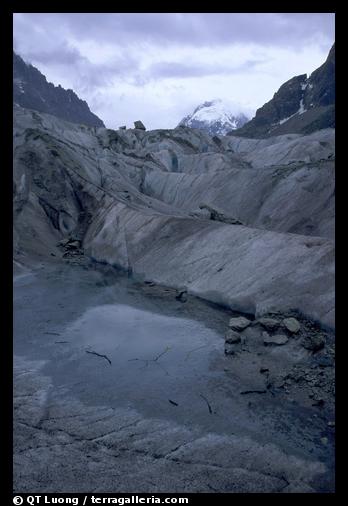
left=179, top=99, right=249, bottom=136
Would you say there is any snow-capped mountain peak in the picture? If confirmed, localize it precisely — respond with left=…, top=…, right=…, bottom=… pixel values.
left=178, top=99, right=249, bottom=136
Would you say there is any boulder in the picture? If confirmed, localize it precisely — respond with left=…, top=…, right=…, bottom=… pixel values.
left=263, top=332, right=289, bottom=346
left=134, top=120, right=146, bottom=130
left=228, top=316, right=251, bottom=331
left=283, top=317, right=301, bottom=333
left=258, top=317, right=279, bottom=330
left=119, top=126, right=127, bottom=130
left=225, top=329, right=241, bottom=344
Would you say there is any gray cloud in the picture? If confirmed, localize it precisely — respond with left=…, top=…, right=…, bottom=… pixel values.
left=144, top=59, right=266, bottom=81
left=20, top=44, right=140, bottom=91
left=13, top=13, right=335, bottom=130
left=13, top=12, right=334, bottom=48
left=75, top=55, right=140, bottom=89
left=23, top=44, right=87, bottom=66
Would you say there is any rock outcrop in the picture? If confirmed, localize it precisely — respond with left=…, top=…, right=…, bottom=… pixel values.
left=233, top=43, right=335, bottom=138
left=13, top=52, right=105, bottom=128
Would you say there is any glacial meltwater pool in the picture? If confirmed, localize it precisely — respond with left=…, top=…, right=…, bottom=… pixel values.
left=13, top=261, right=334, bottom=492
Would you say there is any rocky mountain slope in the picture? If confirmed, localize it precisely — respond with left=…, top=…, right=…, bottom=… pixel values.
left=178, top=99, right=249, bottom=136
left=234, top=43, right=335, bottom=138
left=13, top=105, right=335, bottom=329
left=13, top=52, right=105, bottom=128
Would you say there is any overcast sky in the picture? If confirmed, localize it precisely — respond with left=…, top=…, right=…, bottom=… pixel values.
left=13, top=13, right=335, bottom=129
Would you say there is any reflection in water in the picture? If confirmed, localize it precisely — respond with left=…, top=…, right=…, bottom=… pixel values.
left=55, top=303, right=234, bottom=430
left=67, top=303, right=220, bottom=378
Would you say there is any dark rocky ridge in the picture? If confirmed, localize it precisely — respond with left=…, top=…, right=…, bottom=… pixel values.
left=13, top=52, right=105, bottom=128
left=233, top=43, right=335, bottom=138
